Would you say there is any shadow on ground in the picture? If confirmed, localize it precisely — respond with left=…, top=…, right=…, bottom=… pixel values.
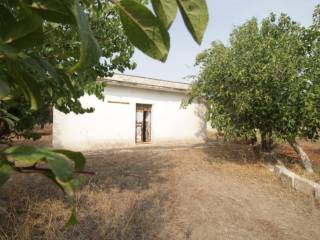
left=200, top=141, right=261, bottom=165
left=0, top=150, right=174, bottom=240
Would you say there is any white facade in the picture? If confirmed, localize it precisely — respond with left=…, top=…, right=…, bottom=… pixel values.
left=53, top=74, right=207, bottom=150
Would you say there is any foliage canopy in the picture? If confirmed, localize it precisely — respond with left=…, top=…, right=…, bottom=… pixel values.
left=188, top=6, right=320, bottom=173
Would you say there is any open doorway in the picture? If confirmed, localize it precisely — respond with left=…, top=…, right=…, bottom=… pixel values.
left=136, top=104, right=152, bottom=143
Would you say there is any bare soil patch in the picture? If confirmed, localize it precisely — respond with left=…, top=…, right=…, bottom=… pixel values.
left=1, top=141, right=320, bottom=239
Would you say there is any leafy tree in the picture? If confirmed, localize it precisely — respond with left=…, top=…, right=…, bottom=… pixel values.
left=0, top=1, right=136, bottom=141
left=188, top=7, right=320, bottom=173
left=0, top=0, right=209, bottom=224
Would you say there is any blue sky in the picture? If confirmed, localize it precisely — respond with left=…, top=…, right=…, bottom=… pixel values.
left=124, top=0, right=320, bottom=83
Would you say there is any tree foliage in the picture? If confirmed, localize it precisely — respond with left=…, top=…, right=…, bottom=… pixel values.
left=0, top=0, right=209, bottom=224
left=188, top=6, right=320, bottom=173
left=0, top=1, right=136, bottom=141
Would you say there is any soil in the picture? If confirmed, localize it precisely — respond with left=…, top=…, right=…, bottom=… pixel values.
left=1, top=140, right=320, bottom=239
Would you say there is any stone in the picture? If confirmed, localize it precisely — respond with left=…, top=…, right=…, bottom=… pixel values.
left=314, top=184, right=320, bottom=200
left=293, top=176, right=315, bottom=195
left=274, top=165, right=286, bottom=176
left=279, top=170, right=294, bottom=188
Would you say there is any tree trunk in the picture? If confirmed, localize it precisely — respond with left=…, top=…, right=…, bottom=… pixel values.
left=288, top=139, right=314, bottom=174
left=261, top=132, right=273, bottom=152
left=267, top=132, right=273, bottom=150
left=261, top=132, right=267, bottom=151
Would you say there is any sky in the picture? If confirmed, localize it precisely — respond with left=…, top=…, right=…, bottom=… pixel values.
left=124, top=0, right=320, bottom=83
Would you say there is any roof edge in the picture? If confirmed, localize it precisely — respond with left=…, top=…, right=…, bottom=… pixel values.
left=98, top=73, right=190, bottom=93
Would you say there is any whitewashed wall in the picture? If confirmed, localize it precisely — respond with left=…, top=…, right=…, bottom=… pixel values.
left=53, top=85, right=207, bottom=150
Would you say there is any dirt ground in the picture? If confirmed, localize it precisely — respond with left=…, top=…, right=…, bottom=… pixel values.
left=1, top=141, right=320, bottom=240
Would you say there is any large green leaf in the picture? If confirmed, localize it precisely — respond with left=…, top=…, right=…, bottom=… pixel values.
left=33, top=56, right=77, bottom=97
left=45, top=151, right=74, bottom=182
left=3, top=14, right=43, bottom=45
left=39, top=161, right=86, bottom=226
left=0, top=164, right=12, bottom=186
left=2, top=117, right=15, bottom=128
left=54, top=175, right=86, bottom=226
left=68, top=0, right=101, bottom=73
left=4, top=146, right=45, bottom=167
left=0, top=5, right=16, bottom=40
left=9, top=27, right=44, bottom=50
left=0, top=155, right=12, bottom=186
left=6, top=60, right=42, bottom=110
left=0, top=71, right=9, bottom=99
left=42, top=170, right=85, bottom=225
left=53, top=149, right=86, bottom=171
left=151, top=0, right=178, bottom=29
left=0, top=43, right=18, bottom=59
left=55, top=178, right=77, bottom=225
left=176, top=0, right=208, bottom=44
left=30, top=0, right=76, bottom=24
left=115, top=0, right=170, bottom=62
left=0, top=109, right=19, bottom=122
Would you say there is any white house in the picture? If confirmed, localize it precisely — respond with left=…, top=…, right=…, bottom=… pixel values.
left=53, top=74, right=207, bottom=150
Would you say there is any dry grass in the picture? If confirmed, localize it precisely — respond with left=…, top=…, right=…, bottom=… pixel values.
left=0, top=150, right=173, bottom=240
left=1, top=139, right=320, bottom=239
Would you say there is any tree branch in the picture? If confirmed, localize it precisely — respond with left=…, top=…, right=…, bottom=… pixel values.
left=15, top=166, right=95, bottom=175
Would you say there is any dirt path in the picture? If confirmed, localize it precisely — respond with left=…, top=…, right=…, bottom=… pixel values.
left=1, top=143, right=320, bottom=239
left=165, top=147, right=320, bottom=240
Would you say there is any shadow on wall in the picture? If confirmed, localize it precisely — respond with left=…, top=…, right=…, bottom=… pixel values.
left=193, top=103, right=207, bottom=140
left=103, top=85, right=186, bottom=104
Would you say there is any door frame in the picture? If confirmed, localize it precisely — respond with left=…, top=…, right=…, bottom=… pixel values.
left=135, top=103, right=152, bottom=144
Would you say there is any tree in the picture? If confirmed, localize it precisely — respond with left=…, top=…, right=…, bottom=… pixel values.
left=187, top=7, right=320, bottom=173
left=0, top=0, right=209, bottom=224
left=0, top=1, right=136, bottom=141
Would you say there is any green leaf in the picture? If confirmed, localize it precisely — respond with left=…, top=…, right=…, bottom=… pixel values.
left=0, top=155, right=12, bottom=186
left=115, top=0, right=170, bottom=62
left=2, top=117, right=15, bottom=128
left=45, top=151, right=74, bottom=182
left=3, top=14, right=43, bottom=45
left=176, top=0, right=208, bottom=44
left=38, top=170, right=78, bottom=225
left=70, top=175, right=86, bottom=188
left=53, top=149, right=86, bottom=171
left=66, top=207, right=77, bottom=226
left=151, top=0, right=178, bottom=29
left=30, top=0, right=76, bottom=24
left=0, top=109, right=19, bottom=122
left=0, top=77, right=9, bottom=99
left=54, top=178, right=78, bottom=226
left=0, top=164, right=12, bottom=186
left=9, top=28, right=44, bottom=50
left=4, top=146, right=45, bottom=167
left=68, top=0, right=101, bottom=73
left=0, top=43, right=18, bottom=59
left=6, top=60, right=42, bottom=110
left=0, top=5, right=16, bottom=39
